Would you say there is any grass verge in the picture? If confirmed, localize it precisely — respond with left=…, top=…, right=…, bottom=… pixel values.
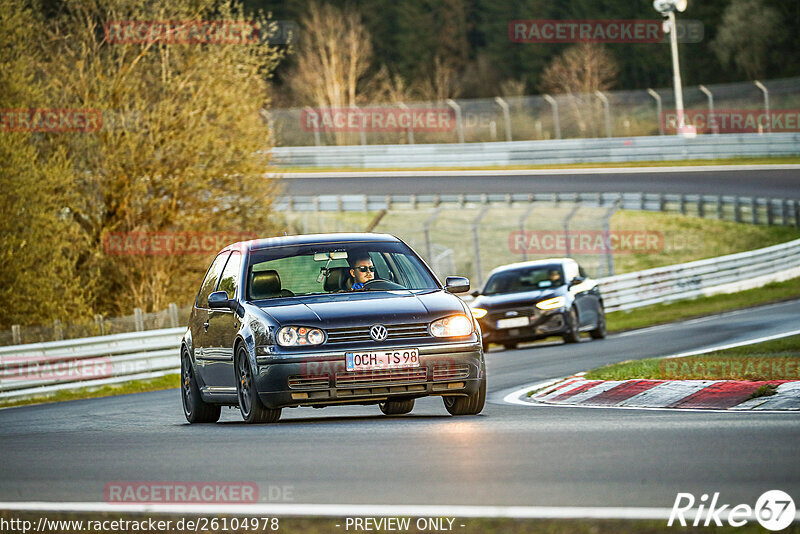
left=272, top=155, right=800, bottom=173
left=584, top=334, right=800, bottom=381
left=606, top=276, right=800, bottom=333
left=0, top=373, right=179, bottom=410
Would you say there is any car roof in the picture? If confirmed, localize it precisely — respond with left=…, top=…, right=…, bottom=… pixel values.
left=221, top=232, right=402, bottom=253
left=488, top=258, right=575, bottom=276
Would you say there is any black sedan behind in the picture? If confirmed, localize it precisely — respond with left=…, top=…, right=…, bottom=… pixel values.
left=470, top=258, right=606, bottom=350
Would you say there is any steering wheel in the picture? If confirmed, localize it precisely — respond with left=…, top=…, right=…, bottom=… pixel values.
left=361, top=279, right=404, bottom=290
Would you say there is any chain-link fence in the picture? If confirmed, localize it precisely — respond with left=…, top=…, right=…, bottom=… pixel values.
left=267, top=77, right=800, bottom=146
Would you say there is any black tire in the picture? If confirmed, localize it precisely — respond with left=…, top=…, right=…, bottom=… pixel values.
left=181, top=350, right=221, bottom=424
left=503, top=342, right=517, bottom=351
left=235, top=347, right=281, bottom=424
left=379, top=398, right=415, bottom=415
left=562, top=307, right=581, bottom=344
left=589, top=307, right=607, bottom=340
left=443, top=374, right=486, bottom=416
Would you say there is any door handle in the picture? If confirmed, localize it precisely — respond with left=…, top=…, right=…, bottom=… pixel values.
left=203, top=322, right=210, bottom=331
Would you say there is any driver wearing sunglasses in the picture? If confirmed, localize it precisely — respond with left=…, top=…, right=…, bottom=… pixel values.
left=349, top=255, right=376, bottom=290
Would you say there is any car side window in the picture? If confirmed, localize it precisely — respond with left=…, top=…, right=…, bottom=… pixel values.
left=196, top=252, right=230, bottom=308
left=578, top=265, right=588, bottom=278
left=564, top=262, right=580, bottom=282
left=218, top=251, right=242, bottom=300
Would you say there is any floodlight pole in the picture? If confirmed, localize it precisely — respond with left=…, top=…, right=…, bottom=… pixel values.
left=667, top=11, right=686, bottom=133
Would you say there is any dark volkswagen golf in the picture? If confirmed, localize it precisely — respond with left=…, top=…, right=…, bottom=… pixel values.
left=469, top=258, right=606, bottom=351
left=181, top=233, right=486, bottom=423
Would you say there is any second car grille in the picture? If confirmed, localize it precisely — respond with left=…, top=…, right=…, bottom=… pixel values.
left=335, top=368, right=428, bottom=388
left=325, top=323, right=430, bottom=344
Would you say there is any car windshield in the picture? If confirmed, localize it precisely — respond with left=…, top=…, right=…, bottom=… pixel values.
left=482, top=265, right=564, bottom=295
left=245, top=241, right=439, bottom=299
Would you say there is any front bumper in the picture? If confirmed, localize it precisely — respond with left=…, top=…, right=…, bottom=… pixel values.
left=479, top=309, right=568, bottom=345
left=254, top=340, right=484, bottom=408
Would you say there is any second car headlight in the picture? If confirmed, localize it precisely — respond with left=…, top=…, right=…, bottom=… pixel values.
left=430, top=315, right=473, bottom=337
left=470, top=307, right=488, bottom=319
left=536, top=296, right=566, bottom=310
left=276, top=326, right=325, bottom=346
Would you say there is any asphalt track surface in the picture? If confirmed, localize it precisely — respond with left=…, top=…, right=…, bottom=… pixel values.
left=280, top=166, right=800, bottom=198
left=1, top=299, right=798, bottom=508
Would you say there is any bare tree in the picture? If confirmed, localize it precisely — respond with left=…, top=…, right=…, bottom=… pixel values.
left=540, top=44, right=618, bottom=137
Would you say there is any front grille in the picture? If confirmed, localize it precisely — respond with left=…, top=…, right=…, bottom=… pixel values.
left=325, top=323, right=430, bottom=344
left=287, top=375, right=330, bottom=390
left=432, top=364, right=470, bottom=381
left=335, top=367, right=427, bottom=388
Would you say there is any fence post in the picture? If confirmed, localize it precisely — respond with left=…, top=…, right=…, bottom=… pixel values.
left=601, top=198, right=621, bottom=277
left=303, top=107, right=321, bottom=146
left=680, top=194, right=687, bottom=215
left=519, top=203, right=536, bottom=261
left=134, top=308, right=144, bottom=332
left=11, top=325, right=21, bottom=345
left=472, top=206, right=491, bottom=287
left=53, top=319, right=63, bottom=341
left=563, top=204, right=581, bottom=258
left=698, top=85, right=717, bottom=134
left=95, top=314, right=105, bottom=335
left=398, top=102, right=414, bottom=144
left=446, top=99, right=464, bottom=143
left=698, top=196, right=705, bottom=218
left=767, top=199, right=775, bottom=226
left=543, top=94, right=561, bottom=139
left=595, top=91, right=612, bottom=138
left=494, top=97, right=513, bottom=142
left=754, top=81, right=771, bottom=133
left=796, top=200, right=800, bottom=228
left=423, top=207, right=442, bottom=262
left=647, top=89, right=663, bottom=135
left=169, top=303, right=179, bottom=328
left=717, top=196, right=724, bottom=219
left=734, top=197, right=742, bottom=223
left=752, top=198, right=759, bottom=225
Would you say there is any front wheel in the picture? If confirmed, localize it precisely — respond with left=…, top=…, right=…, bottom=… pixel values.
left=562, top=307, right=581, bottom=344
left=236, top=347, right=281, bottom=424
left=589, top=308, right=607, bottom=339
left=443, top=374, right=486, bottom=416
left=181, top=350, right=221, bottom=424
left=380, top=398, right=415, bottom=415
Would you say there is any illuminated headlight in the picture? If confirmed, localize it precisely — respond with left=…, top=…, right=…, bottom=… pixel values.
left=276, top=326, right=325, bottom=347
left=536, top=296, right=566, bottom=310
left=430, top=315, right=473, bottom=338
left=470, top=307, right=488, bottom=319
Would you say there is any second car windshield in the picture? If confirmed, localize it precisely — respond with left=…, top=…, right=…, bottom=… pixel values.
left=483, top=266, right=565, bottom=295
left=246, top=242, right=439, bottom=299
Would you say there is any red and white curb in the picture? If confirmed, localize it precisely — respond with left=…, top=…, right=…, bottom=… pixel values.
left=523, top=375, right=800, bottom=411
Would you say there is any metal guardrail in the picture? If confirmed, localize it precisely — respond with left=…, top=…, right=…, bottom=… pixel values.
left=276, top=192, right=800, bottom=227
left=270, top=133, right=800, bottom=168
left=1, top=238, right=798, bottom=402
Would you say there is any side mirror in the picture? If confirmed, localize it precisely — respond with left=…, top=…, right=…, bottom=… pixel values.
left=470, top=289, right=480, bottom=298
left=569, top=276, right=585, bottom=287
left=445, top=276, right=470, bottom=294
left=208, top=290, right=232, bottom=309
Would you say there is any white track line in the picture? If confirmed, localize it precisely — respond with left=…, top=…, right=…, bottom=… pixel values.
left=271, top=164, right=800, bottom=179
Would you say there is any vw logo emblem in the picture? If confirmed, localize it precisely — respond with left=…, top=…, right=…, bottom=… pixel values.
left=370, top=324, right=388, bottom=341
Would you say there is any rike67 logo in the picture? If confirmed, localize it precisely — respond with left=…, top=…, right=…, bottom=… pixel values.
left=668, top=490, right=795, bottom=531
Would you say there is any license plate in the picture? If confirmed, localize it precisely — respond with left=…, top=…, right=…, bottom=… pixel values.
left=496, top=316, right=530, bottom=329
left=345, top=348, right=420, bottom=371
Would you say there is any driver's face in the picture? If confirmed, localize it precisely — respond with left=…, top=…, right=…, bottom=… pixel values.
left=549, top=270, right=561, bottom=282
left=351, top=259, right=375, bottom=284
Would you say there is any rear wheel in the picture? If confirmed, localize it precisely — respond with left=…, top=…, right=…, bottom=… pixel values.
left=589, top=308, right=607, bottom=340
left=236, top=347, right=281, bottom=424
left=443, top=374, right=486, bottom=416
left=379, top=398, right=415, bottom=415
left=181, top=350, right=221, bottom=424
left=562, top=307, right=581, bottom=344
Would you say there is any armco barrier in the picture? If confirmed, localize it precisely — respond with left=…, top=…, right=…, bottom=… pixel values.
left=1, top=238, right=798, bottom=402
left=270, top=133, right=800, bottom=168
